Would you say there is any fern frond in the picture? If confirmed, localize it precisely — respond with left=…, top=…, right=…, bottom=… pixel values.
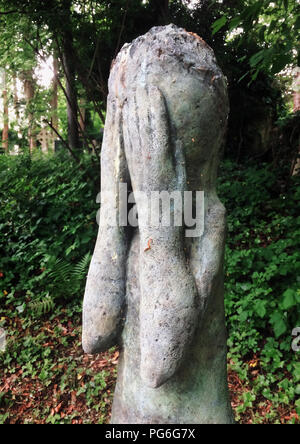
left=29, top=295, right=55, bottom=317
left=71, top=253, right=91, bottom=282
left=48, top=258, right=73, bottom=283
left=46, top=253, right=92, bottom=300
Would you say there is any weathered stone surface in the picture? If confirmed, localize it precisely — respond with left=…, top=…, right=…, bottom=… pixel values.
left=83, top=24, right=233, bottom=424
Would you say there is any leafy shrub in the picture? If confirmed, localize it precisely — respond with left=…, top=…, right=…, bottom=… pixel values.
left=218, top=159, right=300, bottom=419
left=0, top=152, right=99, bottom=314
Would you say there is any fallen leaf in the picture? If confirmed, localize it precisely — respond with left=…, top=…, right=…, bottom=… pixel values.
left=54, top=402, right=63, bottom=413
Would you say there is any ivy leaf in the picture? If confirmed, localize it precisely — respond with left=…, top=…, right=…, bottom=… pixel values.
left=296, top=399, right=300, bottom=416
left=270, top=311, right=287, bottom=338
left=254, top=300, right=267, bottom=318
left=293, top=363, right=300, bottom=382
left=281, top=289, right=296, bottom=310
left=274, top=319, right=287, bottom=338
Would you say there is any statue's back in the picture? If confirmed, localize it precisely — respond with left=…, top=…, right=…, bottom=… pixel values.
left=83, top=25, right=233, bottom=424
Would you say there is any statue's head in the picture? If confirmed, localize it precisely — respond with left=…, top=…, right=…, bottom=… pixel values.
left=110, top=24, right=229, bottom=188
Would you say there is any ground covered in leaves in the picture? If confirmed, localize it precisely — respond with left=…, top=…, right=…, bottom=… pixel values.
left=0, top=304, right=116, bottom=424
left=0, top=304, right=298, bottom=424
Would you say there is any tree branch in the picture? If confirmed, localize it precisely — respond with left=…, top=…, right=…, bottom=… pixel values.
left=46, top=119, right=97, bottom=184
left=45, top=119, right=80, bottom=164
left=0, top=10, right=26, bottom=15
left=114, top=0, right=130, bottom=58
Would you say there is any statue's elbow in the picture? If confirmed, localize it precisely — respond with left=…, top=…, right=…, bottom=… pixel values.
left=82, top=329, right=116, bottom=355
left=82, top=334, right=99, bottom=355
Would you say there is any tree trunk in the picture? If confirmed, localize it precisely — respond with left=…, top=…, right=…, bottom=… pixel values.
left=63, top=48, right=80, bottom=150
left=51, top=57, right=59, bottom=132
left=62, top=0, right=80, bottom=151
left=293, top=68, right=300, bottom=113
left=13, top=74, right=20, bottom=123
left=79, top=97, right=86, bottom=133
left=22, top=69, right=36, bottom=154
left=292, top=68, right=300, bottom=176
left=50, top=57, right=59, bottom=151
left=2, top=71, right=9, bottom=153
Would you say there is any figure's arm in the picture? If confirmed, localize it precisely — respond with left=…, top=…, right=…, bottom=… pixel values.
left=189, top=196, right=226, bottom=315
left=123, top=85, right=199, bottom=388
left=82, top=98, right=129, bottom=354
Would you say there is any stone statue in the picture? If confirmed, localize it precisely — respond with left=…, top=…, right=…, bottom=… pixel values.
left=82, top=24, right=233, bottom=424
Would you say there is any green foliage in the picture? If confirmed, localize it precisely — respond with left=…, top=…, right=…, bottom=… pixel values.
left=0, top=151, right=99, bottom=315
left=0, top=153, right=107, bottom=423
left=0, top=301, right=116, bottom=423
left=218, top=159, right=300, bottom=422
left=28, top=250, right=92, bottom=317
left=45, top=253, right=91, bottom=302
left=212, top=0, right=300, bottom=80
